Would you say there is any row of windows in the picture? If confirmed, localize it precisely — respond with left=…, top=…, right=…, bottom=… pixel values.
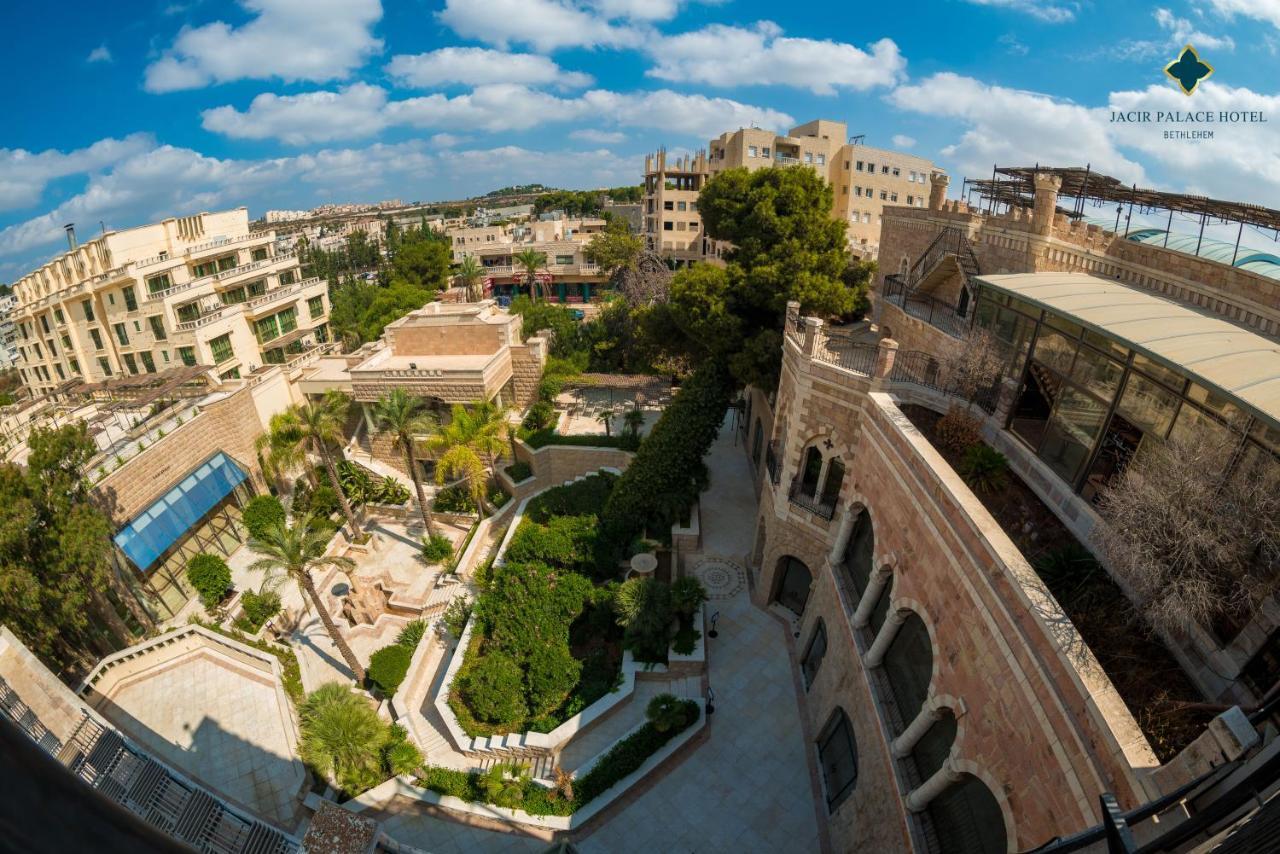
left=661, top=200, right=698, bottom=212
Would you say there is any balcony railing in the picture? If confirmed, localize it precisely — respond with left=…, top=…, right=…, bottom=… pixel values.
left=134, top=232, right=272, bottom=269
left=812, top=328, right=877, bottom=376
left=174, top=303, right=244, bottom=333
left=882, top=274, right=971, bottom=339
left=788, top=481, right=837, bottom=521
left=143, top=253, right=295, bottom=303
left=775, top=154, right=800, bottom=165
left=244, top=277, right=321, bottom=312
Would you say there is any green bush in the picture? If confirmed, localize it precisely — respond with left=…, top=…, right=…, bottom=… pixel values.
left=670, top=576, right=708, bottom=618
left=524, top=642, right=582, bottom=719
left=458, top=650, right=528, bottom=727
left=614, top=577, right=673, bottom=662
left=537, top=374, right=564, bottom=403
left=420, top=765, right=475, bottom=800
left=958, top=443, right=1010, bottom=494
left=433, top=483, right=476, bottom=513
left=522, top=400, right=556, bottom=431
left=243, top=494, right=286, bottom=540
left=521, top=428, right=639, bottom=451
left=299, top=684, right=422, bottom=797
left=524, top=472, right=616, bottom=523
left=368, top=644, right=414, bottom=696
left=505, top=516, right=599, bottom=574
left=308, top=485, right=342, bottom=518
left=396, top=619, right=428, bottom=649
left=443, top=598, right=472, bottom=638
left=186, top=553, right=232, bottom=608
left=505, top=461, right=533, bottom=482
left=233, top=589, right=281, bottom=633
left=421, top=533, right=453, bottom=563
left=646, top=693, right=693, bottom=733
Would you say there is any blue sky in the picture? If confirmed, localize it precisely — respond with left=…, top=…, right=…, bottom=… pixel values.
left=3, top=0, right=1279, bottom=280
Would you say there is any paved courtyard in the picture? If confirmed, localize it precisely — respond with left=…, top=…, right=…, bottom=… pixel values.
left=96, top=649, right=304, bottom=827
left=379, top=416, right=825, bottom=853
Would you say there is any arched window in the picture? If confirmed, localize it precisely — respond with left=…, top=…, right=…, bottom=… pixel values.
left=884, top=613, right=933, bottom=734
left=802, top=619, right=828, bottom=689
left=799, top=445, right=823, bottom=497
left=927, top=774, right=1007, bottom=854
left=775, top=556, right=813, bottom=616
left=819, top=458, right=845, bottom=508
left=751, top=418, right=764, bottom=464
left=842, top=510, right=875, bottom=599
left=867, top=573, right=893, bottom=637
left=816, top=708, right=858, bottom=812
left=910, top=710, right=957, bottom=784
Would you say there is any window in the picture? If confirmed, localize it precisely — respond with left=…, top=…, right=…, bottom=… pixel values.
left=146, top=273, right=171, bottom=295
left=113, top=323, right=129, bottom=346
left=911, top=711, right=957, bottom=782
left=816, top=709, right=858, bottom=811
left=279, top=270, right=297, bottom=286
left=663, top=200, right=674, bottom=211
left=176, top=303, right=201, bottom=324
left=307, top=296, right=325, bottom=319
left=161, top=350, right=170, bottom=363
left=192, top=260, right=217, bottom=277
left=54, top=363, right=64, bottom=381
left=805, top=152, right=814, bottom=163
left=33, top=342, right=42, bottom=359
left=177, top=346, right=196, bottom=366
left=802, top=620, right=828, bottom=688
left=97, top=356, right=112, bottom=376
left=799, top=446, right=823, bottom=497
left=247, top=279, right=267, bottom=298
left=122, top=353, right=138, bottom=375
left=220, top=367, right=242, bottom=380
left=122, top=286, right=137, bottom=312
left=892, top=166, right=900, bottom=176
left=89, top=328, right=104, bottom=350
left=907, top=195, right=915, bottom=206
left=54, top=308, right=64, bottom=325
left=221, top=286, right=247, bottom=305
left=816, top=154, right=826, bottom=166
left=774, top=556, right=813, bottom=615
left=217, top=255, right=238, bottom=272
left=60, top=333, right=71, bottom=350
left=842, top=185, right=848, bottom=195
left=880, top=190, right=888, bottom=201
left=208, top=334, right=234, bottom=364
left=926, top=774, right=1007, bottom=854
left=148, top=315, right=167, bottom=341
left=555, top=255, right=574, bottom=265
left=82, top=299, right=95, bottom=322
left=762, top=147, right=770, bottom=157
left=890, top=193, right=899, bottom=203
left=867, top=162, right=875, bottom=172
left=856, top=160, right=864, bottom=171
left=139, top=351, right=156, bottom=373
left=69, top=358, right=79, bottom=375
left=278, top=306, right=297, bottom=335
left=40, top=315, right=50, bottom=334
left=251, top=247, right=268, bottom=262
left=677, top=201, right=687, bottom=211
left=881, top=165, right=890, bottom=174
left=663, top=221, right=674, bottom=231
left=46, top=338, right=56, bottom=356
left=909, top=171, right=918, bottom=182
left=107, top=293, right=115, bottom=306
left=819, top=458, right=845, bottom=511
left=883, top=612, right=933, bottom=734
left=748, top=145, right=758, bottom=157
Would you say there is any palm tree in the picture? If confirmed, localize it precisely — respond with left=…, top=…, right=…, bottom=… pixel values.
left=372, top=389, right=436, bottom=534
left=428, top=402, right=508, bottom=518
left=513, top=248, right=548, bottom=301
left=262, top=391, right=361, bottom=536
left=455, top=255, right=485, bottom=302
left=597, top=407, right=615, bottom=437
left=248, top=515, right=365, bottom=682
left=623, top=407, right=646, bottom=439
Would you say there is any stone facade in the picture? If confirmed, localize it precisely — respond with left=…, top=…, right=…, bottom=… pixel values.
left=739, top=315, right=1253, bottom=853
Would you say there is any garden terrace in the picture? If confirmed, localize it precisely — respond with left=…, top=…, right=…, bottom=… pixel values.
left=899, top=404, right=1209, bottom=760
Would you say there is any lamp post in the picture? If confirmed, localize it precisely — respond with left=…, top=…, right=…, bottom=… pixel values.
left=706, top=687, right=715, bottom=716
left=708, top=611, right=719, bottom=639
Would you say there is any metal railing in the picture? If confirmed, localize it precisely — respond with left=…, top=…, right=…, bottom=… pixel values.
left=143, top=253, right=295, bottom=303
left=812, top=328, right=878, bottom=375
left=788, top=480, right=836, bottom=520
left=882, top=274, right=971, bottom=339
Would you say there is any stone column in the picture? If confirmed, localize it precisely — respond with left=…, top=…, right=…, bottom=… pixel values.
left=1032, top=173, right=1062, bottom=236
left=905, top=758, right=963, bottom=812
left=785, top=300, right=800, bottom=337
left=873, top=336, right=899, bottom=380
left=893, top=706, right=943, bottom=758
left=828, top=510, right=855, bottom=565
left=802, top=316, right=823, bottom=357
left=851, top=567, right=890, bottom=629
left=992, top=375, right=1021, bottom=425
left=929, top=172, right=950, bottom=211
left=864, top=604, right=905, bottom=666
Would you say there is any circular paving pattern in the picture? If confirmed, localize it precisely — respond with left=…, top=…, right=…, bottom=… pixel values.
left=693, top=559, right=747, bottom=599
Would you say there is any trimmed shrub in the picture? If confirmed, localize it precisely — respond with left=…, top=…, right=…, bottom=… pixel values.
left=646, top=692, right=694, bottom=733
left=458, top=650, right=528, bottom=726
left=537, top=374, right=563, bottom=403
left=421, top=533, right=453, bottom=564
left=243, top=494, right=285, bottom=540
left=524, top=642, right=582, bottom=718
left=299, top=684, right=422, bottom=797
left=396, top=619, right=428, bottom=649
left=522, top=428, right=639, bottom=451
left=233, top=589, right=281, bottom=633
left=368, top=644, right=413, bottom=696
left=523, top=472, right=616, bottom=523
left=442, top=598, right=472, bottom=638
left=505, top=461, right=532, bottom=482
left=186, top=553, right=232, bottom=608
left=504, top=516, right=598, bottom=574
left=522, top=400, right=556, bottom=431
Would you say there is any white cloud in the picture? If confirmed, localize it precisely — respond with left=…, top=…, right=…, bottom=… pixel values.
left=647, top=22, right=905, bottom=95
left=144, top=0, right=383, bottom=93
left=1111, top=9, right=1236, bottom=60
left=962, top=0, right=1078, bottom=23
left=201, top=84, right=390, bottom=144
left=0, top=134, right=154, bottom=212
left=87, top=45, right=112, bottom=63
left=0, top=140, right=636, bottom=278
left=1206, top=0, right=1280, bottom=29
left=430, top=133, right=466, bottom=148
left=888, top=73, right=1147, bottom=183
left=890, top=73, right=1280, bottom=209
left=386, top=48, right=592, bottom=89
left=586, top=0, right=713, bottom=20
left=998, top=33, right=1029, bottom=55
left=891, top=134, right=917, bottom=149
left=437, top=0, right=642, bottom=51
left=570, top=128, right=627, bottom=143
left=202, top=83, right=789, bottom=144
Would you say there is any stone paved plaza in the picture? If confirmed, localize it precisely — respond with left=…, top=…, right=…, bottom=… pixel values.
left=378, top=417, right=825, bottom=853
left=97, top=650, right=304, bottom=827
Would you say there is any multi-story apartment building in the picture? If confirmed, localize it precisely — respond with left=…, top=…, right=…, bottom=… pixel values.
left=9, top=209, right=330, bottom=396
left=740, top=170, right=1280, bottom=852
left=446, top=215, right=611, bottom=303
left=0, top=294, right=19, bottom=370
left=644, top=119, right=939, bottom=263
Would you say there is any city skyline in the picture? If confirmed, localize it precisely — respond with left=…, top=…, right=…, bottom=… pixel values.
left=3, top=0, right=1280, bottom=280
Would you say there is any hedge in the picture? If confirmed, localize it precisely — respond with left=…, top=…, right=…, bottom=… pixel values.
left=243, top=494, right=286, bottom=540
left=598, top=364, right=732, bottom=560
left=368, top=643, right=414, bottom=696
left=521, top=428, right=639, bottom=451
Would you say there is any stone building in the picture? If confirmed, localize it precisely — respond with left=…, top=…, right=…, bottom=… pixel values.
left=9, top=208, right=330, bottom=397
left=445, top=215, right=612, bottom=304
left=742, top=167, right=1280, bottom=851
left=643, top=119, right=939, bottom=263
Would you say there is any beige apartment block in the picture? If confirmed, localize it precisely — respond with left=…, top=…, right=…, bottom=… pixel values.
left=644, top=119, right=940, bottom=263
left=10, top=208, right=331, bottom=397
left=446, top=215, right=611, bottom=301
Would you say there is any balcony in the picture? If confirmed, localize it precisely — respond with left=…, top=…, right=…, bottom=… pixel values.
left=774, top=154, right=800, bottom=165
left=134, top=232, right=273, bottom=270
left=243, top=277, right=322, bottom=315
left=882, top=274, right=971, bottom=339
left=174, top=303, right=244, bottom=333
left=143, top=253, right=296, bottom=303
left=787, top=481, right=836, bottom=521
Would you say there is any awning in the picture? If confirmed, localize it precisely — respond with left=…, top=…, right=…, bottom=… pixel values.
left=113, top=452, right=249, bottom=572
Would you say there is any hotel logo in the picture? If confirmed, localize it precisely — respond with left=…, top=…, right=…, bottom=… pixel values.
left=1164, top=44, right=1213, bottom=96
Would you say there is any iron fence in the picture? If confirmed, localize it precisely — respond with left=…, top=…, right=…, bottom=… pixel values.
left=882, top=274, right=971, bottom=339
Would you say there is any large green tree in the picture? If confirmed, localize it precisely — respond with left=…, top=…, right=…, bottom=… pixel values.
left=664, top=165, right=874, bottom=389
left=392, top=238, right=451, bottom=290
left=0, top=424, right=149, bottom=673
left=372, top=389, right=437, bottom=534
left=261, top=391, right=360, bottom=535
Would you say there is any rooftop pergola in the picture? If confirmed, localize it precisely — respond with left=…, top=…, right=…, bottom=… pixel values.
left=962, top=165, right=1280, bottom=263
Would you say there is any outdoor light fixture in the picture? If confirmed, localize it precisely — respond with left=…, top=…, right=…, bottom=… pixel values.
left=706, top=687, right=715, bottom=716
left=709, top=611, right=719, bottom=638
